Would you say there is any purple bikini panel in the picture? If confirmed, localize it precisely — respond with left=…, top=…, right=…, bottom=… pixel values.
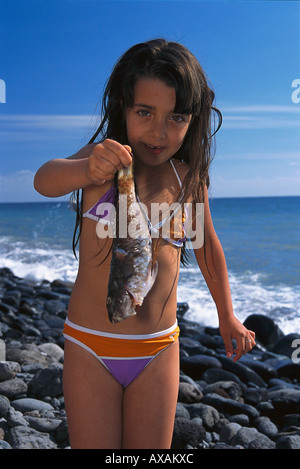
left=102, top=357, right=153, bottom=388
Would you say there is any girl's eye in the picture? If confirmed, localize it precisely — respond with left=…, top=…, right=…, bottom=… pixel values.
left=170, top=115, right=185, bottom=123
left=137, top=110, right=150, bottom=117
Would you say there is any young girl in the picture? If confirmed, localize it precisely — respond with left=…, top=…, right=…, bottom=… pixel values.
left=34, top=39, right=255, bottom=449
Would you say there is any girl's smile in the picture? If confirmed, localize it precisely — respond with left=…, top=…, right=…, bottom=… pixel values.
left=126, top=78, right=192, bottom=167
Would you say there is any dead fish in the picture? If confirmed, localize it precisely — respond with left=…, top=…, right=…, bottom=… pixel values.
left=106, top=161, right=158, bottom=324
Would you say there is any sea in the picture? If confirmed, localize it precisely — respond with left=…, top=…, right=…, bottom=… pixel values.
left=0, top=196, right=299, bottom=334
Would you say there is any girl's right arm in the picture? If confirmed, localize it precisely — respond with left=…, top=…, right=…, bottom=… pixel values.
left=34, top=140, right=132, bottom=197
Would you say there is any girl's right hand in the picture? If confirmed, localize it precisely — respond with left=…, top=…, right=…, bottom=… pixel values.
left=85, top=139, right=132, bottom=185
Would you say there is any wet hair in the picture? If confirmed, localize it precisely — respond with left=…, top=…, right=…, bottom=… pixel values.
left=72, top=39, right=222, bottom=264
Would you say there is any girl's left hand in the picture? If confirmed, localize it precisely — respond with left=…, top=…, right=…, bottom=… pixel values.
left=219, top=316, right=256, bottom=362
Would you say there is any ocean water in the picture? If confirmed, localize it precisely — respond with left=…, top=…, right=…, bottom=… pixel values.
left=0, top=196, right=299, bottom=334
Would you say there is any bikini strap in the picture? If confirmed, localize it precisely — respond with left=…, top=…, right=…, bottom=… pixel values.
left=169, top=159, right=183, bottom=188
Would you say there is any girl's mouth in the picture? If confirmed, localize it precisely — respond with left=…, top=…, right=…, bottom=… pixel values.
left=144, top=143, right=165, bottom=154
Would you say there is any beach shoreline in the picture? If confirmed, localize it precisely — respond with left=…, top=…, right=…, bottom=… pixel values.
left=0, top=267, right=300, bottom=449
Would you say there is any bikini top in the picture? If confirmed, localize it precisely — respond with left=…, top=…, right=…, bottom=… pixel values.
left=82, top=159, right=187, bottom=247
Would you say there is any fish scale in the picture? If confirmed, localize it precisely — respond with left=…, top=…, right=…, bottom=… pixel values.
left=106, top=160, right=158, bottom=324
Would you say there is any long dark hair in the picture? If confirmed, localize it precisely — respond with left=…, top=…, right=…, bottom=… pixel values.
left=72, top=39, right=222, bottom=264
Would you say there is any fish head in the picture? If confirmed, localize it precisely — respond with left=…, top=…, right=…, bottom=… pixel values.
left=106, top=288, right=137, bottom=324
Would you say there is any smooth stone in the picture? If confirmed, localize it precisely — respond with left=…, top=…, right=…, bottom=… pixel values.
left=277, top=363, right=300, bottom=381
left=202, top=393, right=259, bottom=420
left=268, top=378, right=300, bottom=390
left=202, top=381, right=243, bottom=401
left=180, top=355, right=222, bottom=380
left=228, top=414, right=250, bottom=426
left=218, top=356, right=267, bottom=387
left=11, top=398, right=54, bottom=414
left=37, top=343, right=64, bottom=362
left=25, top=416, right=63, bottom=433
left=243, top=314, right=284, bottom=348
left=179, top=337, right=209, bottom=356
left=198, top=332, right=225, bottom=351
left=201, top=367, right=243, bottom=385
left=254, top=416, right=278, bottom=439
left=239, top=356, right=277, bottom=381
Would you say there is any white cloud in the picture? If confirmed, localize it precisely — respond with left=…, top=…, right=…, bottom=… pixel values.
left=0, top=114, right=99, bottom=143
left=0, top=114, right=96, bottom=129
left=221, top=105, right=300, bottom=113
left=219, top=104, right=300, bottom=129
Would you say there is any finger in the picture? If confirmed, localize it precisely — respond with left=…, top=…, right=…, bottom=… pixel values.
left=94, top=144, right=124, bottom=172
left=245, top=338, right=253, bottom=352
left=104, top=139, right=132, bottom=167
left=123, top=144, right=133, bottom=158
left=245, top=334, right=256, bottom=352
left=249, top=330, right=256, bottom=343
left=222, top=336, right=234, bottom=359
left=88, top=151, right=120, bottom=182
left=233, top=339, right=245, bottom=362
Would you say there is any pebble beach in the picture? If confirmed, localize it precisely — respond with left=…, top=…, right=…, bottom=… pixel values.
left=0, top=266, right=300, bottom=450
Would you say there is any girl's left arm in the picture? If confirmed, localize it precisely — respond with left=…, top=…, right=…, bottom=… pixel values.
left=193, top=186, right=255, bottom=361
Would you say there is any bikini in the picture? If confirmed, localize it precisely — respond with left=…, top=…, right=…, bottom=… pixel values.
left=82, top=159, right=187, bottom=247
left=63, top=318, right=179, bottom=388
left=63, top=159, right=184, bottom=388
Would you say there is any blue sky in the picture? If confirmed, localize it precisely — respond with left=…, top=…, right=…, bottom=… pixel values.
left=0, top=0, right=299, bottom=202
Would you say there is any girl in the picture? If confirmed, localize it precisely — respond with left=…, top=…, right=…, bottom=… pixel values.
left=34, top=39, right=255, bottom=449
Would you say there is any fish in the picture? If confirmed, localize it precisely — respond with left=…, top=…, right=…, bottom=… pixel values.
left=106, top=160, right=158, bottom=324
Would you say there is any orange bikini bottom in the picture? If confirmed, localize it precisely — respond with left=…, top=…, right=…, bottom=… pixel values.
left=63, top=317, right=179, bottom=388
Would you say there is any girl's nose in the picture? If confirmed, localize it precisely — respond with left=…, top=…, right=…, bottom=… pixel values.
left=149, top=119, right=167, bottom=139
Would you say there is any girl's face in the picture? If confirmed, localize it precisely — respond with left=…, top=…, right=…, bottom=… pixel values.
left=125, top=78, right=192, bottom=167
